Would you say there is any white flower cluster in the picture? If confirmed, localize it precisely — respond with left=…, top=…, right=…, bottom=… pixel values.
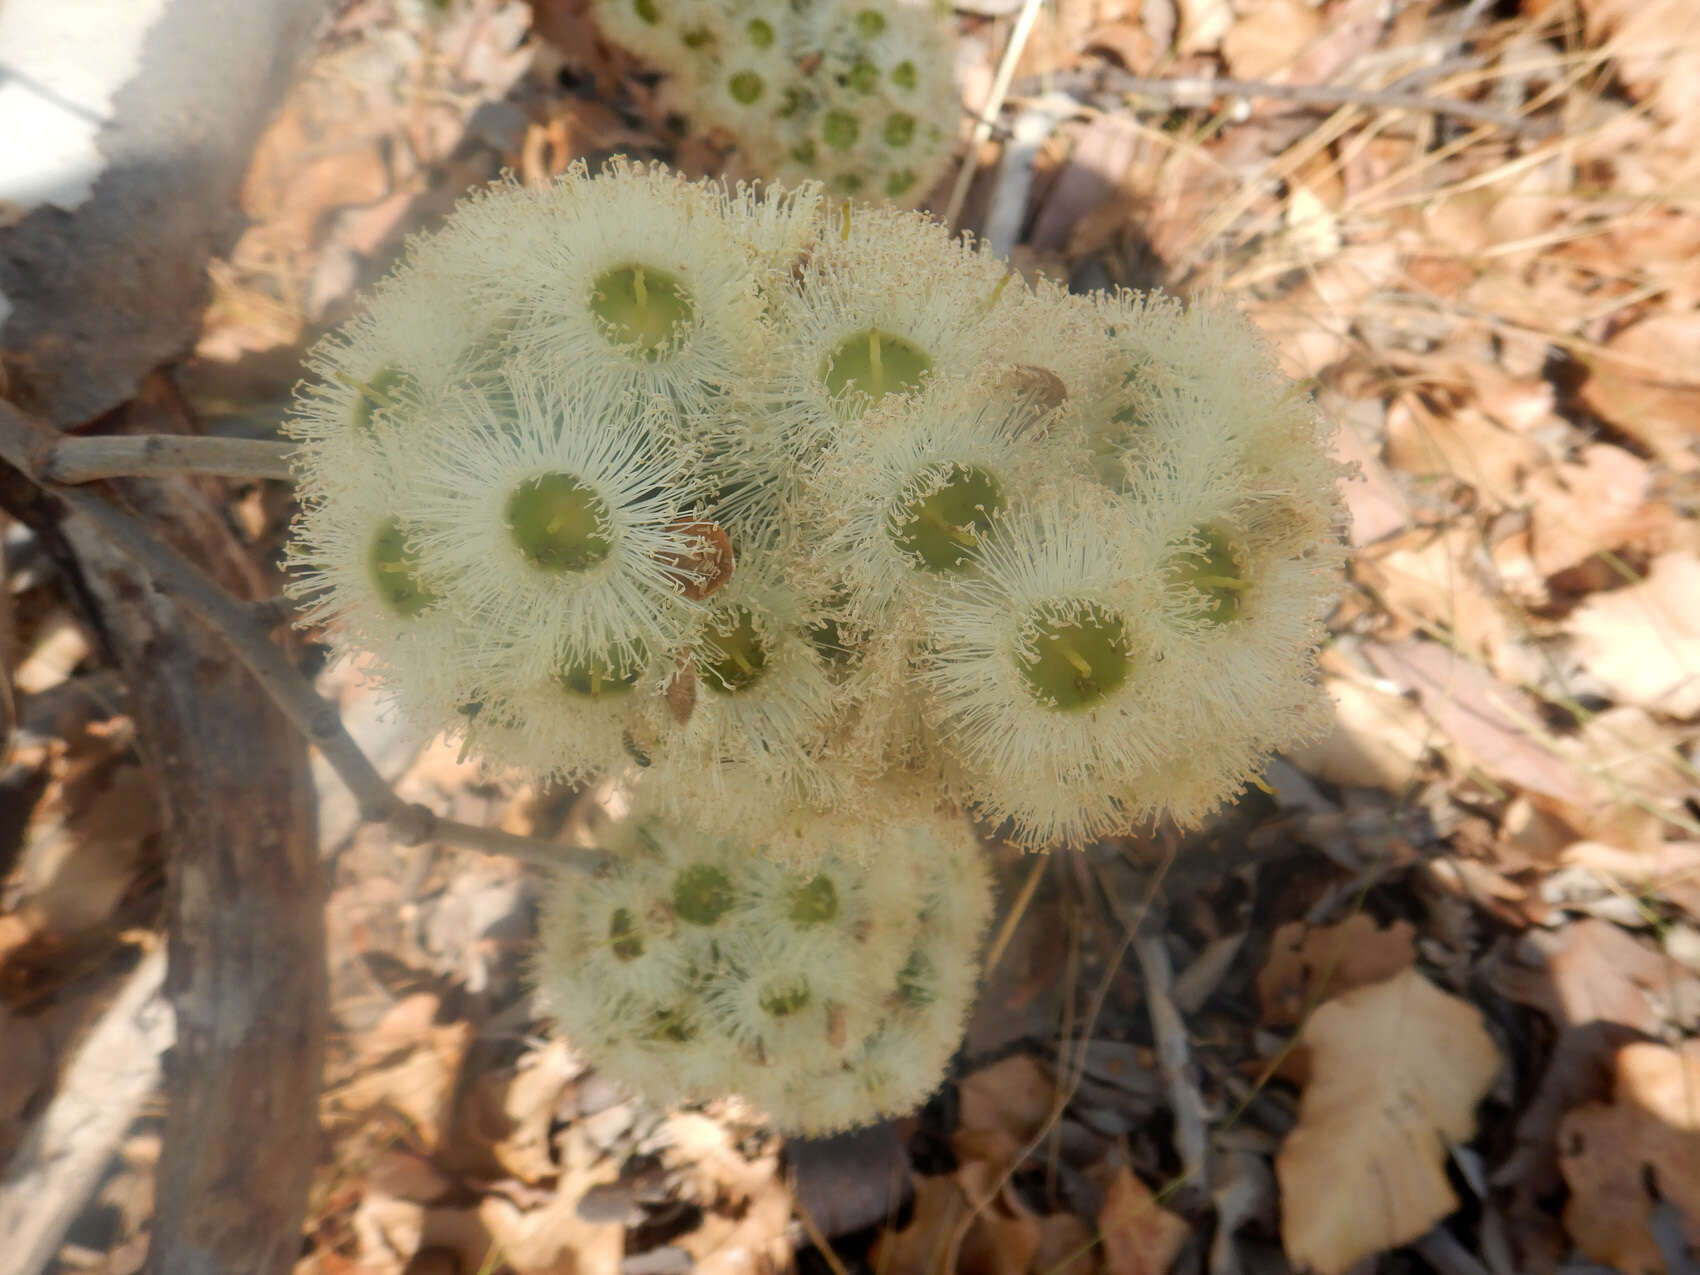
left=287, top=159, right=1344, bottom=852
left=588, top=0, right=956, bottom=204
left=286, top=159, right=1343, bottom=1127
left=533, top=795, right=990, bottom=1133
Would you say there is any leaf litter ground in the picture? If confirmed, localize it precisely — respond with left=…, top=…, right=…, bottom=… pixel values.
left=3, top=0, right=1699, bottom=1272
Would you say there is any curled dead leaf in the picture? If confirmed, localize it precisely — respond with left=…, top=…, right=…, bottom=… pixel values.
left=1276, top=968, right=1500, bottom=1275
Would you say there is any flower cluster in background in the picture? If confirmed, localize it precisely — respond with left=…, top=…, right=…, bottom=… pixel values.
left=285, top=159, right=1344, bottom=1127
left=587, top=0, right=957, bottom=203
left=534, top=793, right=990, bottom=1133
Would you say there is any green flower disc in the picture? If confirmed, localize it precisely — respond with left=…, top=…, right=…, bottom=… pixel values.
left=368, top=518, right=437, bottom=617
left=505, top=473, right=613, bottom=573
left=888, top=463, right=1005, bottom=572
left=759, top=976, right=812, bottom=1017
left=673, top=864, right=736, bottom=925
left=699, top=605, right=768, bottom=693
left=1015, top=602, right=1133, bottom=710
left=788, top=873, right=840, bottom=925
left=1170, top=524, right=1248, bottom=624
left=589, top=264, right=693, bottom=359
left=823, top=328, right=931, bottom=404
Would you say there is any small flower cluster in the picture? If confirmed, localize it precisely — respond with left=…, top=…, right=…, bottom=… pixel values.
left=286, top=159, right=1343, bottom=1126
left=588, top=0, right=956, bottom=203
left=532, top=794, right=990, bottom=1133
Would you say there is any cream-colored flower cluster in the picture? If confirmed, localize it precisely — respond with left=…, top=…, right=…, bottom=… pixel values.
left=286, top=159, right=1343, bottom=1127
left=533, top=794, right=990, bottom=1133
left=588, top=0, right=956, bottom=204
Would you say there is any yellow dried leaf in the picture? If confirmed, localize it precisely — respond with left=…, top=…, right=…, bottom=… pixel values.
left=1276, top=968, right=1501, bottom=1275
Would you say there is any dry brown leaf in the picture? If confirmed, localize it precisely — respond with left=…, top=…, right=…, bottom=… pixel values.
left=1276, top=968, right=1501, bottom=1275
left=334, top=1015, right=475, bottom=1152
left=874, top=1176, right=970, bottom=1275
left=1579, top=313, right=1700, bottom=471
left=1256, top=914, right=1417, bottom=1028
left=1285, top=665, right=1431, bottom=792
left=1560, top=1040, right=1700, bottom=1274
left=958, top=1054, right=1058, bottom=1146
left=1098, top=1165, right=1188, bottom=1275
left=957, top=1152, right=1043, bottom=1275
left=1526, top=444, right=1654, bottom=577
left=1489, top=918, right=1667, bottom=1035
left=1221, top=0, right=1323, bottom=79
left=1565, top=553, right=1700, bottom=718
left=476, top=1123, right=626, bottom=1275
left=1035, top=1213, right=1100, bottom=1275
left=1384, top=396, right=1543, bottom=509
left=1174, top=0, right=1233, bottom=54
left=1562, top=840, right=1700, bottom=918
left=1364, top=639, right=1584, bottom=803
left=1356, top=525, right=1513, bottom=664
left=1577, top=0, right=1700, bottom=151
left=1325, top=397, right=1410, bottom=548
left=1545, top=707, right=1698, bottom=854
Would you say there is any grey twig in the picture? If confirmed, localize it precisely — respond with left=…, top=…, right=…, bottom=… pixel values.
left=0, top=400, right=604, bottom=875
left=1134, top=930, right=1213, bottom=1198
left=39, top=433, right=296, bottom=484
left=1019, top=65, right=1530, bottom=132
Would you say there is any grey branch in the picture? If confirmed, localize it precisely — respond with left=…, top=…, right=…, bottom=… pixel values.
left=0, top=400, right=605, bottom=875
left=39, top=434, right=297, bottom=484
left=1022, top=65, right=1531, bottom=132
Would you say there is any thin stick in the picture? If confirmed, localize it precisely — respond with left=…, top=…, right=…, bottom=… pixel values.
left=39, top=434, right=296, bottom=484
left=1133, top=929, right=1212, bottom=1196
left=1020, top=65, right=1531, bottom=132
left=944, top=0, right=1046, bottom=230
left=0, top=401, right=604, bottom=874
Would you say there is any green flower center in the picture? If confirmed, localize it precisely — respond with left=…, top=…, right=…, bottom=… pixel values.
left=589, top=264, right=693, bottom=359
left=1015, top=602, right=1133, bottom=710
left=822, top=110, right=860, bottom=151
left=847, top=60, right=879, bottom=92
left=759, top=977, right=812, bottom=1017
left=885, top=169, right=917, bottom=199
left=1169, top=524, right=1248, bottom=624
left=892, top=60, right=918, bottom=90
left=349, top=365, right=412, bottom=432
left=609, top=908, right=644, bottom=961
left=558, top=645, right=645, bottom=698
left=699, top=605, right=769, bottom=693
left=673, top=864, right=736, bottom=925
left=745, top=17, right=774, bottom=46
left=883, top=112, right=915, bottom=147
left=896, top=949, right=935, bottom=1007
left=505, top=473, right=613, bottom=573
left=728, top=70, right=764, bottom=103
left=788, top=873, right=840, bottom=925
left=856, top=8, right=886, bottom=35
left=633, top=0, right=659, bottom=22
left=368, top=518, right=436, bottom=617
left=823, top=328, right=932, bottom=404
left=889, top=463, right=1005, bottom=572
